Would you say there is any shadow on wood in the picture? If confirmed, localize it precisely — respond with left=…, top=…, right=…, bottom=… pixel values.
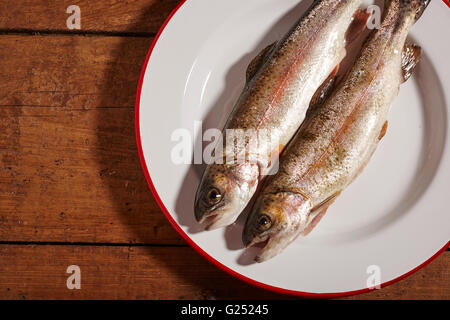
left=95, top=1, right=291, bottom=299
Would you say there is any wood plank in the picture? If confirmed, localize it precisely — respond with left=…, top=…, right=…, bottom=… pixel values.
left=0, top=245, right=287, bottom=300
left=0, top=35, right=182, bottom=244
left=0, top=245, right=448, bottom=300
left=345, top=252, right=450, bottom=300
left=0, top=0, right=180, bottom=33
left=0, top=35, right=152, bottom=109
left=0, top=107, right=181, bottom=244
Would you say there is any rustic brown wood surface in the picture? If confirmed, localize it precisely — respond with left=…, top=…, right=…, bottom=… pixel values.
left=0, top=0, right=180, bottom=33
left=0, top=0, right=448, bottom=300
left=0, top=35, right=182, bottom=245
left=0, top=245, right=448, bottom=300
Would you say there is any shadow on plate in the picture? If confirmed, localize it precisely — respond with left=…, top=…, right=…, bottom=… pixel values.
left=174, top=1, right=448, bottom=265
left=96, top=1, right=294, bottom=299
left=324, top=50, right=447, bottom=244
left=174, top=0, right=315, bottom=259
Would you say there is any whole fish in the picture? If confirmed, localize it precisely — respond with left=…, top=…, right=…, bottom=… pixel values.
left=195, top=0, right=366, bottom=230
left=243, top=0, right=429, bottom=262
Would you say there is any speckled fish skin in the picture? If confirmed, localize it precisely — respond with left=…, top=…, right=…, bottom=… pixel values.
left=194, top=0, right=364, bottom=230
left=243, top=0, right=429, bottom=262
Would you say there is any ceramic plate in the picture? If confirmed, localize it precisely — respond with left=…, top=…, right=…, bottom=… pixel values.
left=136, top=0, right=450, bottom=297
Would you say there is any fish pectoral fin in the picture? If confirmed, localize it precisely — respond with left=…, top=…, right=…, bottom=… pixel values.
left=302, top=192, right=340, bottom=236
left=302, top=206, right=329, bottom=236
left=309, top=65, right=340, bottom=110
left=310, top=192, right=341, bottom=217
left=345, top=9, right=371, bottom=44
left=379, top=121, right=388, bottom=140
left=401, top=42, right=422, bottom=83
left=246, top=41, right=277, bottom=83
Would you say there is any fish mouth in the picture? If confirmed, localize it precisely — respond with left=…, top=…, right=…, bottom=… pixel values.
left=196, top=211, right=213, bottom=224
left=244, top=232, right=292, bottom=263
left=195, top=203, right=224, bottom=224
left=195, top=204, right=238, bottom=231
left=247, top=236, right=273, bottom=263
left=253, top=236, right=278, bottom=263
left=244, top=233, right=270, bottom=251
left=204, top=211, right=238, bottom=231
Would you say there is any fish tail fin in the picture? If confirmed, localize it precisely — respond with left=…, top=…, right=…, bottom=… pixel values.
left=409, top=0, right=430, bottom=22
left=385, top=0, right=430, bottom=23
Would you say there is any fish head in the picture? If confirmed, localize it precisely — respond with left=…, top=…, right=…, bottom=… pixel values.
left=194, top=162, right=259, bottom=230
left=243, top=192, right=312, bottom=262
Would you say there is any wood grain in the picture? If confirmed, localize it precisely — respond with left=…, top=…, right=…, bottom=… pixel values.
left=0, top=245, right=448, bottom=300
left=0, top=35, right=182, bottom=244
left=0, top=35, right=150, bottom=109
left=0, top=0, right=180, bottom=33
left=0, top=3, right=448, bottom=300
left=0, top=107, right=182, bottom=244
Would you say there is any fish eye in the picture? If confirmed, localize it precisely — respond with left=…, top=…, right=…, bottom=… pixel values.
left=203, top=188, right=222, bottom=207
left=257, top=214, right=272, bottom=231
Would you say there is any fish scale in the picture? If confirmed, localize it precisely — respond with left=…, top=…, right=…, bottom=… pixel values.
left=194, top=0, right=365, bottom=230
left=243, top=0, right=429, bottom=262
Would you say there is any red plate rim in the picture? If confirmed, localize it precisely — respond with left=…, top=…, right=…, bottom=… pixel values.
left=134, top=0, right=450, bottom=298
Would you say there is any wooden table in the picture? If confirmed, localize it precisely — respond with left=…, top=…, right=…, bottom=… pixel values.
left=0, top=0, right=448, bottom=300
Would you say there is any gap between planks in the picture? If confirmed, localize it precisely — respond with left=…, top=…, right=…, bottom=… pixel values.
left=0, top=241, right=188, bottom=248
left=0, top=29, right=155, bottom=38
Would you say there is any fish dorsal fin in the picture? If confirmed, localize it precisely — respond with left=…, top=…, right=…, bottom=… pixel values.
left=246, top=41, right=277, bottom=82
left=402, top=42, right=422, bottom=83
left=302, top=192, right=340, bottom=236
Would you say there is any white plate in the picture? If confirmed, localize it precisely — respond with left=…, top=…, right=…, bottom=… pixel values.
left=136, top=0, right=450, bottom=297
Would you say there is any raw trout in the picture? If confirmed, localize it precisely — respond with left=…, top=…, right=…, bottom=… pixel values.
left=243, top=0, right=429, bottom=262
left=195, top=0, right=366, bottom=230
